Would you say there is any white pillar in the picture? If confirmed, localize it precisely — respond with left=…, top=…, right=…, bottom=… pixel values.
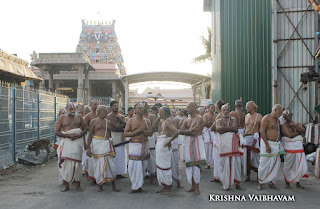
left=112, top=81, right=117, bottom=100
left=48, top=72, right=53, bottom=92
left=84, top=70, right=89, bottom=104
left=202, top=81, right=206, bottom=99
left=125, top=79, right=129, bottom=114
left=193, top=85, right=196, bottom=103
left=40, top=68, right=45, bottom=90
left=77, top=67, right=84, bottom=104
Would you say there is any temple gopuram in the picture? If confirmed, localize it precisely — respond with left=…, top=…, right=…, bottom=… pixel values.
left=76, top=20, right=126, bottom=76
left=31, top=20, right=126, bottom=106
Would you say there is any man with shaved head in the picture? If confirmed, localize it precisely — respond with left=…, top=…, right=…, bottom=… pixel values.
left=216, top=104, right=244, bottom=191
left=125, top=102, right=153, bottom=193
left=202, top=104, right=217, bottom=169
left=169, top=102, right=206, bottom=195
left=55, top=103, right=86, bottom=192
left=83, top=99, right=99, bottom=181
left=257, top=104, right=284, bottom=190
left=242, top=101, right=263, bottom=181
left=86, top=105, right=120, bottom=192
left=280, top=109, right=308, bottom=189
left=198, top=107, right=205, bottom=117
left=84, top=105, right=92, bottom=116
left=107, top=101, right=127, bottom=178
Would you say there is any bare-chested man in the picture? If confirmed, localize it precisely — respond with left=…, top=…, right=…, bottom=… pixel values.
left=216, top=104, right=244, bottom=191
left=210, top=99, right=225, bottom=182
left=126, top=107, right=135, bottom=122
left=242, top=101, right=263, bottom=181
left=125, top=102, right=153, bottom=193
left=84, top=99, right=99, bottom=181
left=155, top=106, right=180, bottom=194
left=78, top=104, right=85, bottom=118
left=257, top=104, right=284, bottom=190
left=202, top=104, right=217, bottom=169
left=280, top=110, right=308, bottom=189
left=84, top=105, right=91, bottom=116
left=198, top=107, right=205, bottom=117
left=230, top=100, right=245, bottom=132
left=86, top=105, right=120, bottom=192
left=107, top=101, right=127, bottom=178
left=54, top=103, right=86, bottom=192
left=141, top=101, right=157, bottom=185
left=168, top=102, right=206, bottom=195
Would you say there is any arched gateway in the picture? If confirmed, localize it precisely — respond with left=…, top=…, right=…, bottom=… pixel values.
left=122, top=71, right=211, bottom=113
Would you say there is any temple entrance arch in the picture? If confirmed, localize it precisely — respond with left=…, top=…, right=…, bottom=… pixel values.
left=121, top=72, right=211, bottom=113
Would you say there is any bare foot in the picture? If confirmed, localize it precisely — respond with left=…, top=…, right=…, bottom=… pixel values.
left=236, top=184, right=245, bottom=191
left=193, top=189, right=200, bottom=195
left=257, top=184, right=263, bottom=191
left=161, top=187, right=171, bottom=195
left=91, top=181, right=96, bottom=185
left=156, top=188, right=165, bottom=193
left=177, top=182, right=184, bottom=188
left=97, top=185, right=103, bottom=192
left=186, top=187, right=195, bottom=192
left=285, top=182, right=291, bottom=189
left=116, top=175, right=127, bottom=179
left=112, top=186, right=120, bottom=192
left=138, top=188, right=147, bottom=193
left=296, top=183, right=305, bottom=189
left=243, top=176, right=250, bottom=182
left=76, top=185, right=83, bottom=192
left=150, top=178, right=156, bottom=185
left=269, top=183, right=279, bottom=190
left=204, top=165, right=210, bottom=169
left=61, top=184, right=69, bottom=192
left=129, top=189, right=139, bottom=194
left=210, top=178, right=220, bottom=183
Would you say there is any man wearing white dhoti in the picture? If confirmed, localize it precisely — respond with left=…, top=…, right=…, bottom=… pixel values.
left=141, top=101, right=157, bottom=185
left=216, top=104, right=244, bottom=191
left=210, top=99, right=225, bottom=183
left=55, top=103, right=87, bottom=192
left=87, top=105, right=120, bottom=192
left=155, top=106, right=180, bottom=194
left=125, top=102, right=153, bottom=193
left=107, top=101, right=127, bottom=178
left=258, top=104, right=284, bottom=190
left=203, top=104, right=217, bottom=169
left=242, top=101, right=263, bottom=181
left=280, top=109, right=308, bottom=189
left=83, top=100, right=99, bottom=182
left=170, top=102, right=206, bottom=195
left=54, top=109, right=66, bottom=183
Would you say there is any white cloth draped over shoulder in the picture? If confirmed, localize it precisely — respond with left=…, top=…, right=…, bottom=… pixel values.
left=282, top=135, right=308, bottom=183
left=258, top=140, right=285, bottom=184
left=219, top=132, right=243, bottom=190
left=241, top=133, right=260, bottom=176
left=212, top=131, right=221, bottom=181
left=59, top=128, right=83, bottom=183
left=203, top=127, right=214, bottom=166
left=111, top=131, right=127, bottom=175
left=156, top=135, right=172, bottom=187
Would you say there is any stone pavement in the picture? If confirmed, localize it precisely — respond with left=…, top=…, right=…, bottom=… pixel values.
left=0, top=158, right=320, bottom=209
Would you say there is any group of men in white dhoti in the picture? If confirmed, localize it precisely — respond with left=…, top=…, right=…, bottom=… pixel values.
left=54, top=98, right=309, bottom=194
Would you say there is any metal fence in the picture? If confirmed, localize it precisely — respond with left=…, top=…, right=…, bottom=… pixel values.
left=0, top=83, right=68, bottom=169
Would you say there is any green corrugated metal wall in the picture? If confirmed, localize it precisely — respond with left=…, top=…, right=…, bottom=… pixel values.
left=219, top=0, right=272, bottom=115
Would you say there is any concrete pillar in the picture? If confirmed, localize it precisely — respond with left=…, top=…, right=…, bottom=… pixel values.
left=125, top=79, right=129, bottom=114
left=77, top=67, right=84, bottom=104
left=202, top=81, right=206, bottom=99
left=48, top=71, right=53, bottom=92
left=192, top=85, right=196, bottom=103
left=84, top=70, right=89, bottom=104
left=112, top=81, right=117, bottom=100
left=40, top=68, right=45, bottom=90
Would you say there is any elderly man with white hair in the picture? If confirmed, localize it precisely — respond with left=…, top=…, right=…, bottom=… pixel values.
left=216, top=103, right=244, bottom=191
left=280, top=109, right=308, bottom=189
left=257, top=104, right=284, bottom=191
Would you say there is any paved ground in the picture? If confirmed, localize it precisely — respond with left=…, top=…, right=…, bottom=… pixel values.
left=1, top=157, right=320, bottom=209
